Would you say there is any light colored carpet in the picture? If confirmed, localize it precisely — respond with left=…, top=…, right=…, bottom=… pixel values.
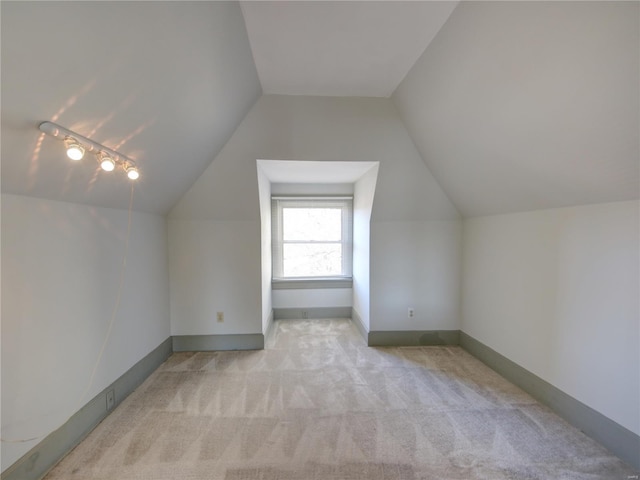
left=45, top=319, right=636, bottom=479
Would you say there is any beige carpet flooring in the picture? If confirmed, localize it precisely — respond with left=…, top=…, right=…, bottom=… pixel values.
left=45, top=319, right=637, bottom=479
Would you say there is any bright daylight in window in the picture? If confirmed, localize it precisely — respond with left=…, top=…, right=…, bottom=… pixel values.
left=272, top=197, right=352, bottom=280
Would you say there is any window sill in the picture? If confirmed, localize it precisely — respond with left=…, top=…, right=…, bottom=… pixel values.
left=272, top=277, right=353, bottom=290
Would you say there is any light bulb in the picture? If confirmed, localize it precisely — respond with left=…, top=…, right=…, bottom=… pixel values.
left=99, top=153, right=115, bottom=172
left=64, top=138, right=84, bottom=161
left=126, top=165, right=139, bottom=180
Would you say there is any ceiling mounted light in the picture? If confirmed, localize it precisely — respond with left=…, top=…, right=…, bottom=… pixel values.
left=64, top=137, right=85, bottom=161
left=40, top=122, right=141, bottom=181
left=125, top=165, right=139, bottom=180
left=98, top=152, right=116, bottom=172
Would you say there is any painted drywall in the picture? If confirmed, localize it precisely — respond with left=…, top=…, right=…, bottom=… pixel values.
left=352, top=164, right=379, bottom=331
left=168, top=219, right=262, bottom=336
left=170, top=96, right=459, bottom=222
left=2, top=1, right=262, bottom=214
left=393, top=1, right=639, bottom=217
left=371, top=220, right=461, bottom=331
left=271, top=183, right=354, bottom=196
left=169, top=95, right=460, bottom=335
left=462, top=200, right=639, bottom=436
left=1, top=1, right=262, bottom=214
left=241, top=1, right=457, bottom=97
left=272, top=288, right=352, bottom=309
left=256, top=165, right=272, bottom=333
left=1, top=193, right=170, bottom=472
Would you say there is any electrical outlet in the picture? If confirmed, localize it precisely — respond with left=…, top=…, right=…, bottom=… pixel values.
left=106, top=389, right=115, bottom=411
left=408, top=308, right=415, bottom=318
left=216, top=311, right=224, bottom=322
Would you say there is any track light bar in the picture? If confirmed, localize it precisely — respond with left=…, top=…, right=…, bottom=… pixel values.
left=39, top=121, right=139, bottom=180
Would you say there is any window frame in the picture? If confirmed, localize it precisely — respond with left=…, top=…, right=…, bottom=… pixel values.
left=271, top=196, right=353, bottom=289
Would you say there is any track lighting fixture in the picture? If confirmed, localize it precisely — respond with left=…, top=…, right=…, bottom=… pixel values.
left=39, top=121, right=140, bottom=181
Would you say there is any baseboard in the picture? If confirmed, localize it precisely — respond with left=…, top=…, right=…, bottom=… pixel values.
left=273, top=306, right=351, bottom=320
left=172, top=333, right=264, bottom=351
left=459, top=331, right=640, bottom=470
left=2, top=337, right=173, bottom=480
left=6, top=329, right=637, bottom=478
left=350, top=308, right=368, bottom=342
left=264, top=310, right=275, bottom=343
left=368, top=329, right=460, bottom=347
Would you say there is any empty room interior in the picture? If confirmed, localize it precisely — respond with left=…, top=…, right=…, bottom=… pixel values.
left=1, top=1, right=639, bottom=479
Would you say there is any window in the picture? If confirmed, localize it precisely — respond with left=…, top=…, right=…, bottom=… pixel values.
left=272, top=197, right=352, bottom=284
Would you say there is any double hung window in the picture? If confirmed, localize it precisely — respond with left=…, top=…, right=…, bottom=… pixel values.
left=272, top=197, right=353, bottom=282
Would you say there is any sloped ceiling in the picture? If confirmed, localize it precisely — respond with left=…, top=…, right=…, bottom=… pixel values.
left=393, top=1, right=639, bottom=217
left=240, top=1, right=457, bottom=97
left=2, top=1, right=637, bottom=217
left=1, top=1, right=261, bottom=213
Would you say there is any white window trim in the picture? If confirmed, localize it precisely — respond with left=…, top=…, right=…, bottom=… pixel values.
left=272, top=277, right=353, bottom=290
left=271, top=196, right=353, bottom=287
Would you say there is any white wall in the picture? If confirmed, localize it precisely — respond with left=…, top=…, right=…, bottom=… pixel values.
left=462, top=200, right=639, bottom=436
left=168, top=220, right=262, bottom=335
left=271, top=183, right=353, bottom=196
left=272, top=288, right=352, bottom=310
left=352, top=164, right=379, bottom=330
left=371, top=220, right=461, bottom=331
left=257, top=165, right=273, bottom=333
left=393, top=1, right=639, bottom=217
left=1, top=193, right=171, bottom=471
left=169, top=95, right=461, bottom=335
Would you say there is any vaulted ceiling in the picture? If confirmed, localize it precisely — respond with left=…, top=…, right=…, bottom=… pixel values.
left=1, top=1, right=261, bottom=213
left=394, top=1, right=639, bottom=216
left=2, top=1, right=638, bottom=217
left=240, top=1, right=457, bottom=97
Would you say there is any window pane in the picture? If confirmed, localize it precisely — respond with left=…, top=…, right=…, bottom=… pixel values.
left=283, top=243, right=342, bottom=277
left=282, top=208, right=341, bottom=241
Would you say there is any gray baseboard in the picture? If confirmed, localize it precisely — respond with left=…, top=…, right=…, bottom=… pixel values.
left=172, top=333, right=264, bottom=351
left=368, top=329, right=460, bottom=347
left=459, top=331, right=640, bottom=470
left=2, top=337, right=173, bottom=480
left=6, top=329, right=637, bottom=478
left=350, top=308, right=368, bottom=342
left=264, top=310, right=275, bottom=343
left=273, top=306, right=352, bottom=320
